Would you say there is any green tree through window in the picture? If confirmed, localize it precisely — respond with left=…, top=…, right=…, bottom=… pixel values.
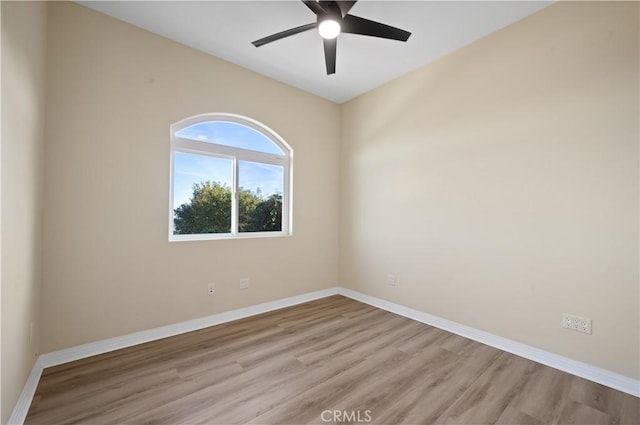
left=173, top=181, right=282, bottom=234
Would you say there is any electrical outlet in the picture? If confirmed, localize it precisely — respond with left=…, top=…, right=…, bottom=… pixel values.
left=207, top=283, right=215, bottom=296
left=387, top=274, right=397, bottom=286
left=562, top=313, right=592, bottom=334
left=240, top=278, right=249, bottom=290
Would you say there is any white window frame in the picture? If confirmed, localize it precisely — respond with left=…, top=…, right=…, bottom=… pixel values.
left=169, top=113, right=292, bottom=241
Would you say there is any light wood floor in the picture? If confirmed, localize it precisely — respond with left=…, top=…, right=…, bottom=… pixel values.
left=26, top=295, right=639, bottom=424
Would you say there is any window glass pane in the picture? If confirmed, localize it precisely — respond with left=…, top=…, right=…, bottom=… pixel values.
left=175, top=121, right=284, bottom=155
left=238, top=161, right=284, bottom=233
left=172, top=151, right=233, bottom=235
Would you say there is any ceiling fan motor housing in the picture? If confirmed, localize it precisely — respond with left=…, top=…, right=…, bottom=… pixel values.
left=318, top=1, right=343, bottom=22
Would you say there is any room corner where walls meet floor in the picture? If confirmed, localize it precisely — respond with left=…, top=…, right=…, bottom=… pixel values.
left=8, top=287, right=640, bottom=424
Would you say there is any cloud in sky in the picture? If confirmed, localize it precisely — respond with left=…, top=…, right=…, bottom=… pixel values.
left=175, top=121, right=284, bottom=155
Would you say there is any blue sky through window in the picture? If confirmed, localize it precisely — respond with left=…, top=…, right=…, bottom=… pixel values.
left=175, top=121, right=284, bottom=155
left=239, top=161, right=283, bottom=198
left=173, top=152, right=232, bottom=210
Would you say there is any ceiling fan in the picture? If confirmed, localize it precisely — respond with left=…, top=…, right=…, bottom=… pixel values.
left=252, top=0, right=411, bottom=75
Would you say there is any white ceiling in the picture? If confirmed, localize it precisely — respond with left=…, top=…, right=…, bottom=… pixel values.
left=78, top=1, right=551, bottom=104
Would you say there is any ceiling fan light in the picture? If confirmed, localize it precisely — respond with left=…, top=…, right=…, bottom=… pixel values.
left=318, top=19, right=341, bottom=39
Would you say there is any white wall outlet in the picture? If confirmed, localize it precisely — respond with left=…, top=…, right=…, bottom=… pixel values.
left=562, top=313, right=592, bottom=334
left=240, top=278, right=249, bottom=290
left=387, top=274, right=397, bottom=286
left=207, top=283, right=215, bottom=296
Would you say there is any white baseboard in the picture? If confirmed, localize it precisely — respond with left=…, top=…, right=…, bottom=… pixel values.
left=8, top=287, right=339, bottom=424
left=8, top=285, right=638, bottom=424
left=337, top=287, right=640, bottom=398
left=7, top=357, right=44, bottom=425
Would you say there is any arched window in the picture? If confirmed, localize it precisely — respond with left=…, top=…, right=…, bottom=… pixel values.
left=170, top=113, right=292, bottom=240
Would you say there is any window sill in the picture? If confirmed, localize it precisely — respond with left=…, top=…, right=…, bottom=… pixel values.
left=169, top=231, right=292, bottom=242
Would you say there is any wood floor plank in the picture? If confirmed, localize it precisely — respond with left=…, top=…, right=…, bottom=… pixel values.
left=372, top=344, right=501, bottom=424
left=558, top=400, right=612, bottom=424
left=434, top=352, right=537, bottom=424
left=495, top=406, right=543, bottom=425
left=247, top=347, right=411, bottom=425
left=25, top=296, right=639, bottom=425
left=184, top=350, right=367, bottom=425
left=506, top=363, right=573, bottom=424
left=325, top=344, right=458, bottom=423
left=395, top=324, right=448, bottom=355
left=567, top=376, right=640, bottom=424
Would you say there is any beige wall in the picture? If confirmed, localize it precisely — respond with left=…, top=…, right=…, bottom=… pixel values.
left=41, top=2, right=340, bottom=352
left=1, top=1, right=47, bottom=422
left=340, top=1, right=639, bottom=379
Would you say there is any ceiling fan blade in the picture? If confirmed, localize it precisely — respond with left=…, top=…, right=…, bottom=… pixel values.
left=301, top=0, right=326, bottom=15
left=323, top=38, right=336, bottom=75
left=336, top=1, right=357, bottom=16
left=342, top=14, right=411, bottom=41
left=252, top=23, right=317, bottom=47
